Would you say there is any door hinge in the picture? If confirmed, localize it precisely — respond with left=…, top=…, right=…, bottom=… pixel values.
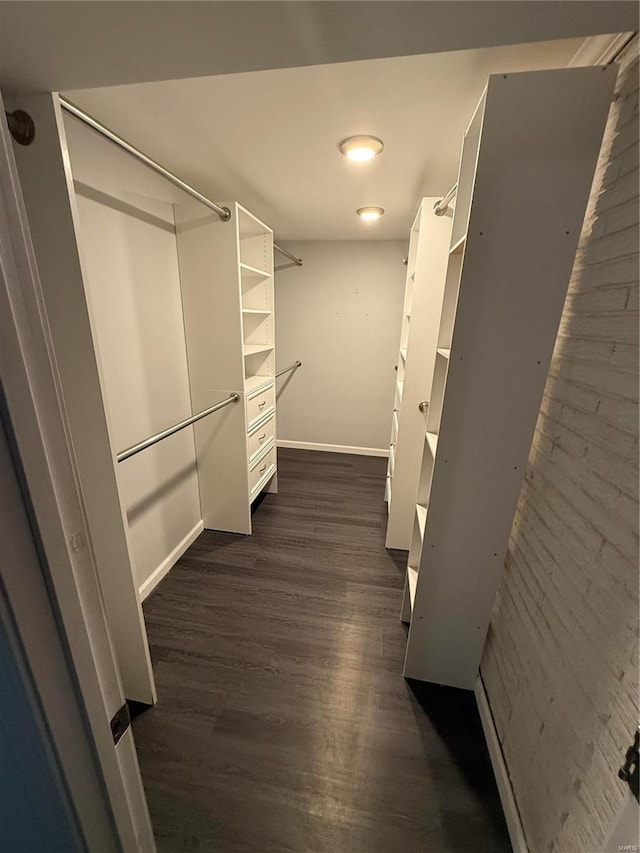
left=110, top=702, right=131, bottom=746
left=618, top=725, right=639, bottom=803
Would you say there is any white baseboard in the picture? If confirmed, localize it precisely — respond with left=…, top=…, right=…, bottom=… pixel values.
left=475, top=674, right=529, bottom=853
left=277, top=439, right=388, bottom=458
left=138, top=519, right=204, bottom=602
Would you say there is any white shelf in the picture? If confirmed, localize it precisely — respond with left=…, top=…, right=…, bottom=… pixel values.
left=243, top=344, right=274, bottom=357
left=450, top=234, right=466, bottom=255
left=244, top=374, right=274, bottom=395
left=240, top=262, right=270, bottom=278
left=400, top=348, right=407, bottom=362
left=426, top=431, right=438, bottom=457
left=242, top=308, right=272, bottom=315
left=437, top=348, right=450, bottom=360
left=416, top=503, right=427, bottom=538
left=410, top=271, right=416, bottom=281
left=407, top=566, right=418, bottom=611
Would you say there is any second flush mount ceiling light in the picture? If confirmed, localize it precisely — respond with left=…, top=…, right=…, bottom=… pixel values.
left=356, top=206, right=385, bottom=221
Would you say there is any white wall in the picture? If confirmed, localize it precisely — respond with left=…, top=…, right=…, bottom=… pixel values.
left=275, top=240, right=406, bottom=453
left=65, top=116, right=202, bottom=596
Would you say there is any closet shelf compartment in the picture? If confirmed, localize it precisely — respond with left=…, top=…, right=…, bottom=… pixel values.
left=426, top=431, right=438, bottom=457
left=416, top=503, right=427, bottom=538
left=407, top=565, right=418, bottom=611
left=240, top=262, right=271, bottom=279
left=450, top=235, right=466, bottom=255
left=243, top=344, right=274, bottom=357
left=400, top=348, right=408, bottom=362
left=244, top=375, right=274, bottom=395
left=437, top=348, right=450, bottom=360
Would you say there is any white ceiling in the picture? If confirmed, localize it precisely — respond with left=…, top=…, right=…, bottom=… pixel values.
left=66, top=37, right=586, bottom=242
left=1, top=1, right=635, bottom=93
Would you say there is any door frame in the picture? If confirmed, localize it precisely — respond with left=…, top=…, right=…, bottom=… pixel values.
left=0, top=93, right=154, bottom=851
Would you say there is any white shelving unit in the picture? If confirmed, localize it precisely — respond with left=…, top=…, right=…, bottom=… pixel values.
left=176, top=201, right=276, bottom=534
left=401, top=66, right=617, bottom=689
left=385, top=198, right=453, bottom=549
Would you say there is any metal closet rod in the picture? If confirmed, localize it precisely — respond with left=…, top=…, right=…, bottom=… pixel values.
left=434, top=183, right=458, bottom=216
left=59, top=96, right=303, bottom=265
left=274, top=244, right=303, bottom=266
left=117, top=393, right=239, bottom=463
left=276, top=360, right=302, bottom=378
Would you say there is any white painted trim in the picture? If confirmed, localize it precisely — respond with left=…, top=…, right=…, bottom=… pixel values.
left=569, top=32, right=635, bottom=67
left=277, top=439, right=388, bottom=457
left=475, top=675, right=529, bottom=853
left=138, top=520, right=203, bottom=601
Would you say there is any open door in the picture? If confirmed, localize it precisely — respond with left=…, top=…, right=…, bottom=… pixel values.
left=1, top=91, right=155, bottom=849
left=3, top=90, right=156, bottom=706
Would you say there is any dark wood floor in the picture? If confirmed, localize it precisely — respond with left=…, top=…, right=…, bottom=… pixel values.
left=134, top=449, right=510, bottom=852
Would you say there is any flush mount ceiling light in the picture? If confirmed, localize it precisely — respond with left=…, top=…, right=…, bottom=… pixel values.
left=339, top=135, right=384, bottom=162
left=356, top=206, right=385, bottom=221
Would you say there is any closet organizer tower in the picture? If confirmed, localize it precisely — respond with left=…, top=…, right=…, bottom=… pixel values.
left=385, top=198, right=452, bottom=550
left=392, top=66, right=617, bottom=690
left=176, top=201, right=278, bottom=535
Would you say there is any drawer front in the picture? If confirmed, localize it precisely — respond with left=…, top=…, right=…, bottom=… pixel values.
left=249, top=444, right=276, bottom=497
left=247, top=383, right=275, bottom=426
left=248, top=415, right=275, bottom=462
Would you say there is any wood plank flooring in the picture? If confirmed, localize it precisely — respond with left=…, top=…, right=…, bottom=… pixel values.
left=135, top=449, right=510, bottom=852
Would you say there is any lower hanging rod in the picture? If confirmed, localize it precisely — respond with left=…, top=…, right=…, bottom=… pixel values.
left=276, top=360, right=302, bottom=378
left=117, top=393, right=239, bottom=463
left=434, top=183, right=458, bottom=216
left=274, top=244, right=303, bottom=266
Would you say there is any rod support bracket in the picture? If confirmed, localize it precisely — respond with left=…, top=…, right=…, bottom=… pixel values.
left=6, top=110, right=36, bottom=145
left=433, top=201, right=446, bottom=216
left=220, top=206, right=232, bottom=222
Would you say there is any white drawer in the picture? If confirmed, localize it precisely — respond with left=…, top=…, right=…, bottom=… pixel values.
left=249, top=444, right=276, bottom=498
left=247, top=382, right=275, bottom=426
left=248, top=415, right=275, bottom=462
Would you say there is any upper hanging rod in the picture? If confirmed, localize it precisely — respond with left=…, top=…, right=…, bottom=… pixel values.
left=434, top=183, right=458, bottom=216
left=117, top=393, right=239, bottom=463
left=274, top=244, right=303, bottom=267
left=60, top=96, right=232, bottom=221
left=60, top=97, right=304, bottom=266
left=276, top=360, right=302, bottom=378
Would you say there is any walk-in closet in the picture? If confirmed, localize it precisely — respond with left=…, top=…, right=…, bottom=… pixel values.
left=2, top=4, right=638, bottom=851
